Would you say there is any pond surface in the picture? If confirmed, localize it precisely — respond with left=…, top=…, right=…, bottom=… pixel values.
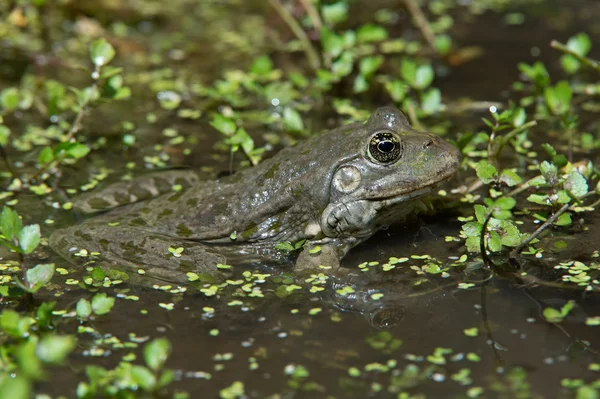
left=2, top=0, right=600, bottom=397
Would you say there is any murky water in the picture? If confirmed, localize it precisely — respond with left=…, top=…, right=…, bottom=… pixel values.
left=1, top=0, right=600, bottom=397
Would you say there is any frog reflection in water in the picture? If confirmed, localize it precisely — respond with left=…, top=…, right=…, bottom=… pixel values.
left=50, top=107, right=461, bottom=281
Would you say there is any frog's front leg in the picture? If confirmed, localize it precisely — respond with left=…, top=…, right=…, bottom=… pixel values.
left=73, top=170, right=201, bottom=214
left=295, top=237, right=359, bottom=274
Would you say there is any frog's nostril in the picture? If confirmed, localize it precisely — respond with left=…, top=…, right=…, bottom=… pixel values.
left=423, top=139, right=434, bottom=149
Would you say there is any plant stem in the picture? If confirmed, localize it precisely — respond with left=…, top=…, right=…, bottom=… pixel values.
left=298, top=0, right=322, bottom=32
left=402, top=0, right=437, bottom=52
left=479, top=211, right=494, bottom=269
left=65, top=64, right=101, bottom=142
left=550, top=40, right=600, bottom=73
left=269, top=0, right=321, bottom=71
left=509, top=202, right=570, bottom=259
left=492, top=120, right=537, bottom=160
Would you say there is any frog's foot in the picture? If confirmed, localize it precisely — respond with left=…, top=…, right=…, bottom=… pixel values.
left=49, top=223, right=228, bottom=284
left=295, top=238, right=359, bottom=277
left=73, top=170, right=201, bottom=214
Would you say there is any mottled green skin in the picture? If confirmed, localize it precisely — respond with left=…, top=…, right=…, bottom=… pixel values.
left=50, top=107, right=460, bottom=281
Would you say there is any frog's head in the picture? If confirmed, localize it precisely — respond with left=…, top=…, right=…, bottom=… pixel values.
left=321, top=106, right=461, bottom=238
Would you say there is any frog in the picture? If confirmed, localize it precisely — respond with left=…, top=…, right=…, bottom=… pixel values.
left=49, top=107, right=461, bottom=282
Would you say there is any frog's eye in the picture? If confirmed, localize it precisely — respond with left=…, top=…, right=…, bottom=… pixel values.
left=368, top=132, right=402, bottom=164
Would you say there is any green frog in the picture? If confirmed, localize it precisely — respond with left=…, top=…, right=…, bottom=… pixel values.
left=50, top=107, right=460, bottom=281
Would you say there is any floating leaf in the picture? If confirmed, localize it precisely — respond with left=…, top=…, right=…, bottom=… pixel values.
left=76, top=298, right=92, bottom=319
left=91, top=293, right=115, bottom=315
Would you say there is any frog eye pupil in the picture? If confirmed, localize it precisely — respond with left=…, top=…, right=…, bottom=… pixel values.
left=378, top=141, right=395, bottom=153
left=368, top=132, right=402, bottom=163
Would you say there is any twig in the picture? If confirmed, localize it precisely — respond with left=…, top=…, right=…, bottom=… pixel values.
left=479, top=211, right=494, bottom=269
left=551, top=40, right=600, bottom=73
left=269, top=0, right=321, bottom=71
left=298, top=0, right=322, bottom=32
left=492, top=120, right=537, bottom=160
left=65, top=63, right=101, bottom=142
left=509, top=202, right=570, bottom=259
left=402, top=0, right=437, bottom=52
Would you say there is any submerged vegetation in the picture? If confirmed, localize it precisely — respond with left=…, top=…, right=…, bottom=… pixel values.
left=0, top=0, right=600, bottom=397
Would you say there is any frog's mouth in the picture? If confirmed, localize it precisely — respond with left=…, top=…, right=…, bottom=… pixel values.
left=321, top=170, right=455, bottom=238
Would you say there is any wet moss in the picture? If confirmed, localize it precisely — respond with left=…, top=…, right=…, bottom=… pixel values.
left=176, top=223, right=193, bottom=237
left=264, top=162, right=279, bottom=179
left=240, top=222, right=258, bottom=240
left=87, top=197, right=112, bottom=210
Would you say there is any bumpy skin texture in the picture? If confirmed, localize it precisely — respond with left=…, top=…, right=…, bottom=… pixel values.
left=50, top=107, right=461, bottom=281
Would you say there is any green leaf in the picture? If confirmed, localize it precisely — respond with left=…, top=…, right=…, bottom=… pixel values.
left=400, top=58, right=417, bottom=87
left=320, top=27, right=345, bottom=58
left=1, top=206, right=23, bottom=241
left=144, top=337, right=171, bottom=371
left=89, top=38, right=116, bottom=66
left=566, top=33, right=591, bottom=56
left=24, top=263, right=54, bottom=293
left=157, top=369, right=175, bottom=389
left=38, top=146, right=54, bottom=164
left=76, top=298, right=92, bottom=319
left=131, top=365, right=156, bottom=391
left=543, top=307, right=563, bottom=323
left=91, top=293, right=115, bottom=316
left=499, top=169, right=523, bottom=186
left=475, top=161, right=498, bottom=184
left=487, top=230, right=503, bottom=252
left=283, top=108, right=304, bottom=133
left=331, top=51, right=354, bottom=79
left=0, top=310, right=33, bottom=338
left=434, top=35, right=452, bottom=55
left=414, top=64, right=434, bottom=90
left=250, top=55, right=273, bottom=76
left=564, top=171, right=588, bottom=198
left=36, top=301, right=56, bottom=330
left=18, top=224, right=41, bottom=254
left=539, top=161, right=557, bottom=184
left=358, top=55, right=383, bottom=77
left=353, top=74, right=368, bottom=93
left=384, top=80, right=408, bottom=102
left=544, top=81, right=572, bottom=115
left=274, top=242, right=294, bottom=252
left=36, top=334, right=75, bottom=364
left=0, top=375, right=30, bottom=399
left=495, top=197, right=516, bottom=210
left=0, top=88, right=20, bottom=112
left=157, top=91, right=181, bottom=110
left=0, top=125, right=10, bottom=146
left=461, top=222, right=482, bottom=237
left=356, top=24, right=388, bottom=43
left=99, top=65, right=123, bottom=79
left=322, top=1, right=349, bottom=26
left=527, top=194, right=550, bottom=206
left=65, top=143, right=90, bottom=159
left=555, top=213, right=572, bottom=226
left=210, top=114, right=236, bottom=136
left=421, top=88, right=441, bottom=115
